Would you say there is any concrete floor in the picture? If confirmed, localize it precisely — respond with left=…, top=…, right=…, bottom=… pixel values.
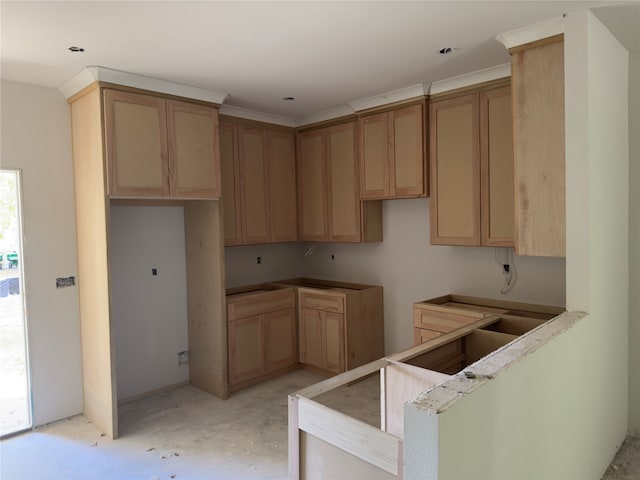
left=1, top=369, right=638, bottom=479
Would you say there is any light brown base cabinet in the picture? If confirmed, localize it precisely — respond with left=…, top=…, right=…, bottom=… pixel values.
left=227, top=287, right=298, bottom=392
left=274, top=278, right=384, bottom=376
left=413, top=294, right=564, bottom=346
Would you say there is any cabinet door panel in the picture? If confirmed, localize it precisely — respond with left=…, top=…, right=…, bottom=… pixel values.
left=481, top=87, right=514, bottom=246
left=104, top=90, right=168, bottom=197
left=219, top=123, right=242, bottom=246
left=264, top=308, right=297, bottom=372
left=239, top=127, right=270, bottom=243
left=268, top=131, right=297, bottom=242
left=299, top=308, right=323, bottom=368
left=323, top=312, right=344, bottom=374
left=390, top=104, right=425, bottom=197
left=327, top=122, right=361, bottom=242
left=430, top=95, right=480, bottom=245
left=359, top=113, right=389, bottom=199
left=298, top=130, right=328, bottom=241
left=168, top=101, right=221, bottom=198
left=228, top=316, right=263, bottom=385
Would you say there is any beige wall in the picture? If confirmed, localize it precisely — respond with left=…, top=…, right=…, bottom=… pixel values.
left=0, top=80, right=83, bottom=425
left=629, top=52, right=639, bottom=436
left=224, top=242, right=305, bottom=288
left=405, top=10, right=629, bottom=479
left=302, top=198, right=566, bottom=354
left=110, top=206, right=190, bottom=400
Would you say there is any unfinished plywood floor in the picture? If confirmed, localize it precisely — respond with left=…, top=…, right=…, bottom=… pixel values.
left=0, top=369, right=380, bottom=480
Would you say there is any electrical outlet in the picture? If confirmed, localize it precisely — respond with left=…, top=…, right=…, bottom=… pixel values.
left=257, top=256, right=262, bottom=264
left=178, top=350, right=189, bottom=366
left=331, top=254, right=335, bottom=260
left=56, top=276, right=75, bottom=288
left=503, top=264, right=510, bottom=273
left=152, top=268, right=158, bottom=276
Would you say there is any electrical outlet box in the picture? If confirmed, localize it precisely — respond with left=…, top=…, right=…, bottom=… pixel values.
left=56, top=276, right=76, bottom=288
left=178, top=350, right=189, bottom=366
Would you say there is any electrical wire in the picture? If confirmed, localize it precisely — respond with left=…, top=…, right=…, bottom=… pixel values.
left=495, top=247, right=518, bottom=294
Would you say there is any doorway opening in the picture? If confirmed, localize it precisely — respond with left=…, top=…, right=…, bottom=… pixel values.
left=0, top=169, right=32, bottom=437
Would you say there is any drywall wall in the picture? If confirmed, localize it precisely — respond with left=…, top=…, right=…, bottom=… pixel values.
left=302, top=198, right=566, bottom=354
left=629, top=51, right=639, bottom=436
left=0, top=80, right=83, bottom=425
left=405, top=10, right=629, bottom=479
left=110, top=206, right=190, bottom=400
left=224, top=242, right=305, bottom=288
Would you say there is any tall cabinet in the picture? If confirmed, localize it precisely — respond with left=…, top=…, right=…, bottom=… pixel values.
left=219, top=118, right=297, bottom=246
left=69, top=85, right=227, bottom=439
left=297, top=121, right=382, bottom=243
left=429, top=81, right=514, bottom=247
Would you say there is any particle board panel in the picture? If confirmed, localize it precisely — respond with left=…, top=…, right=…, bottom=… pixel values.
left=464, top=329, right=518, bottom=364
left=71, top=88, right=118, bottom=439
left=184, top=200, right=228, bottom=399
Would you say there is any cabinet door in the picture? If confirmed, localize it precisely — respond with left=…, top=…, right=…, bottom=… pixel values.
left=268, top=131, right=298, bottom=242
left=219, top=123, right=242, bottom=246
left=480, top=87, right=514, bottom=247
left=264, top=308, right=297, bottom=372
left=322, top=311, right=345, bottom=374
left=327, top=122, right=362, bottom=242
left=430, top=94, right=481, bottom=245
left=168, top=100, right=221, bottom=198
left=228, top=316, right=264, bottom=385
left=359, top=112, right=389, bottom=199
left=239, top=127, right=270, bottom=244
left=389, top=104, right=426, bottom=197
left=297, top=130, right=328, bottom=241
left=512, top=39, right=565, bottom=257
left=103, top=90, right=169, bottom=197
left=299, top=308, right=323, bottom=369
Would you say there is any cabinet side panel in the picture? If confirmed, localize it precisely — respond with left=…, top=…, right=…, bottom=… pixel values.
left=239, top=128, right=270, bottom=243
left=512, top=40, right=566, bottom=256
left=184, top=200, right=228, bottom=399
left=327, top=123, right=361, bottom=242
left=345, top=287, right=385, bottom=369
left=219, top=124, right=242, bottom=245
left=70, top=89, right=117, bottom=438
left=268, top=131, right=298, bottom=242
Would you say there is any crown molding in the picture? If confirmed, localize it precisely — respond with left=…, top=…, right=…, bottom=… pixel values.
left=219, top=104, right=297, bottom=128
left=59, top=66, right=229, bottom=104
left=297, top=105, right=356, bottom=127
left=429, top=63, right=511, bottom=95
left=495, top=15, right=565, bottom=50
left=348, top=83, right=430, bottom=112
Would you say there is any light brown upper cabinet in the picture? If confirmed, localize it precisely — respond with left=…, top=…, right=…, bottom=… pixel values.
left=511, top=36, right=565, bottom=257
left=298, top=121, right=382, bottom=243
left=104, top=89, right=221, bottom=199
left=220, top=119, right=297, bottom=246
left=429, top=83, right=514, bottom=247
left=358, top=102, right=427, bottom=199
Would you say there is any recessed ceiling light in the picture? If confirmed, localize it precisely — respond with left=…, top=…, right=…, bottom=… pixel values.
left=68, top=46, right=85, bottom=53
left=282, top=96, right=295, bottom=101
left=439, top=47, right=455, bottom=55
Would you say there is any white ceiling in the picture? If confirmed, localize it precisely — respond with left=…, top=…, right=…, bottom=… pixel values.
left=1, top=1, right=638, bottom=122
